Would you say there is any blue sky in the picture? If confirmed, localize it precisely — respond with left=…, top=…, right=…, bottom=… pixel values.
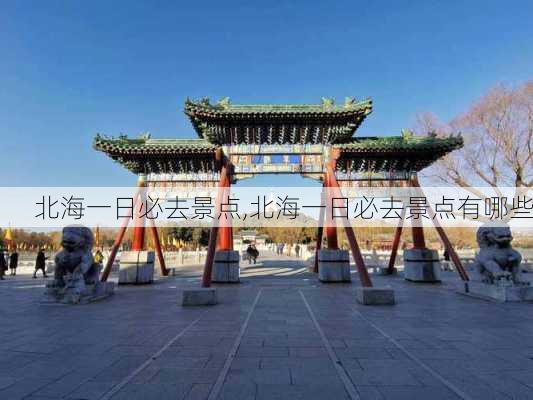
left=1, top=0, right=531, bottom=187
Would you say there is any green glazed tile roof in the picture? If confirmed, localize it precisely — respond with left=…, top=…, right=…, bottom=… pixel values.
left=93, top=135, right=217, bottom=154
left=93, top=135, right=219, bottom=174
left=93, top=132, right=462, bottom=175
left=185, top=96, right=373, bottom=115
left=334, top=134, right=463, bottom=172
left=335, top=134, right=463, bottom=152
left=184, top=97, right=373, bottom=144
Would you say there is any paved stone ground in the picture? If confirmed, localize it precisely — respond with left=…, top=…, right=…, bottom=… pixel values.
left=2, top=254, right=533, bottom=400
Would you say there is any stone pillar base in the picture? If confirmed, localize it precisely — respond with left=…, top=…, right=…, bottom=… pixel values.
left=318, top=249, right=351, bottom=282
left=119, top=251, right=155, bottom=284
left=356, top=286, right=395, bottom=305
left=182, top=288, right=217, bottom=306
left=403, top=249, right=441, bottom=283
left=212, top=250, right=240, bottom=283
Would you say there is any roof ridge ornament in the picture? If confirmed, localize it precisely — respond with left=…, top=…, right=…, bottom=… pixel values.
left=344, top=97, right=357, bottom=109
left=321, top=97, right=335, bottom=110
left=217, top=97, right=231, bottom=108
left=401, top=128, right=413, bottom=140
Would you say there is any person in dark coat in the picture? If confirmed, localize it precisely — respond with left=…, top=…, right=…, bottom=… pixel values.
left=0, top=249, right=7, bottom=280
left=9, top=248, right=18, bottom=276
left=246, top=244, right=259, bottom=264
left=33, top=249, right=48, bottom=278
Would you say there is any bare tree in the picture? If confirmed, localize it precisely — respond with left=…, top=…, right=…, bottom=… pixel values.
left=417, top=82, right=533, bottom=189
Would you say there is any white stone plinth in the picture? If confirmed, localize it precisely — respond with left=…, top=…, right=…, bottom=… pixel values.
left=356, top=286, right=395, bottom=305
left=212, top=250, right=240, bottom=283
left=182, top=288, right=218, bottom=306
left=460, top=281, right=533, bottom=302
left=403, top=248, right=441, bottom=283
left=119, top=251, right=155, bottom=284
left=318, top=249, right=351, bottom=282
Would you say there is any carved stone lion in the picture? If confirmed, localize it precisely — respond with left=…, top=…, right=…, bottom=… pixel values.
left=52, top=226, right=100, bottom=287
left=43, top=225, right=113, bottom=304
left=472, top=225, right=524, bottom=285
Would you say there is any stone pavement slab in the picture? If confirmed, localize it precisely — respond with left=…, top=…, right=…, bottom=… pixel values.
left=3, top=257, right=533, bottom=400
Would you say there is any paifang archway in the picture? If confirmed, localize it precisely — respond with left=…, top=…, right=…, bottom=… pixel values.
left=93, top=96, right=469, bottom=287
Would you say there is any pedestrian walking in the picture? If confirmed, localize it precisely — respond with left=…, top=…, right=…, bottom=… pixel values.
left=0, top=249, right=7, bottom=280
left=33, top=249, right=48, bottom=278
left=295, top=243, right=301, bottom=258
left=443, top=248, right=450, bottom=261
left=9, top=248, right=18, bottom=276
left=246, top=243, right=259, bottom=264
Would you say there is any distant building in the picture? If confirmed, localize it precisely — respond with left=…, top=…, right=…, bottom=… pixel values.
left=233, top=230, right=268, bottom=250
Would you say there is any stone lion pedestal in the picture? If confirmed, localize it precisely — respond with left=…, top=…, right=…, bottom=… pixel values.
left=212, top=250, right=240, bottom=283
left=403, top=248, right=441, bottom=283
left=318, top=249, right=351, bottom=282
left=458, top=225, right=530, bottom=302
left=41, top=225, right=115, bottom=305
left=460, top=280, right=533, bottom=302
left=119, top=251, right=155, bottom=284
left=43, top=278, right=115, bottom=305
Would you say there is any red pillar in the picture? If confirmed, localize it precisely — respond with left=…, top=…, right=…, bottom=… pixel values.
left=101, top=183, right=142, bottom=282
left=410, top=178, right=469, bottom=281
left=148, top=218, right=169, bottom=276
left=101, top=209, right=132, bottom=282
left=387, top=207, right=406, bottom=275
left=410, top=175, right=427, bottom=250
left=411, top=226, right=426, bottom=249
left=217, top=171, right=233, bottom=251
left=131, top=175, right=146, bottom=251
left=101, top=177, right=171, bottom=281
left=313, top=182, right=326, bottom=273
left=202, top=150, right=230, bottom=288
left=325, top=170, right=339, bottom=249
left=327, top=150, right=373, bottom=287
